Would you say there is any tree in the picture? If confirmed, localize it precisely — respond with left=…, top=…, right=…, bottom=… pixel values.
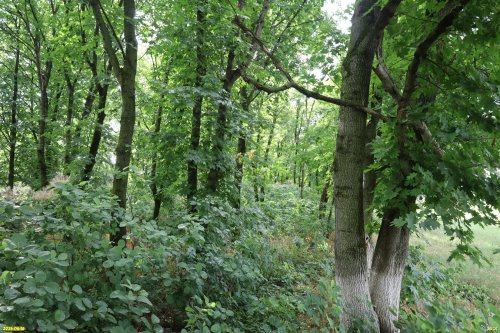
left=90, top=0, right=138, bottom=243
left=236, top=0, right=498, bottom=331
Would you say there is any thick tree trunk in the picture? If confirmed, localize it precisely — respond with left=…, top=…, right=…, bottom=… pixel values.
left=112, top=67, right=137, bottom=242
left=81, top=85, right=108, bottom=181
left=187, top=1, right=207, bottom=211
left=8, top=47, right=20, bottom=189
left=333, top=0, right=381, bottom=329
left=370, top=208, right=410, bottom=333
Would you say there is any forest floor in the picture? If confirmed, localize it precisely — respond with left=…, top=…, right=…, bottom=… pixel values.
left=412, top=225, right=500, bottom=304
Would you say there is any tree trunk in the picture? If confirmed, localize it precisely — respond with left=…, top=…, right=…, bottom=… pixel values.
left=64, top=74, right=77, bottom=174
left=36, top=59, right=52, bottom=188
left=81, top=84, right=108, bottom=181
left=151, top=102, right=163, bottom=219
left=319, top=160, right=333, bottom=219
left=187, top=0, right=207, bottom=212
left=91, top=0, right=138, bottom=243
left=299, top=163, right=305, bottom=199
left=8, top=47, right=20, bottom=189
left=206, top=59, right=237, bottom=193
left=370, top=208, right=410, bottom=333
left=259, top=111, right=277, bottom=201
left=234, top=86, right=252, bottom=209
left=333, top=0, right=381, bottom=329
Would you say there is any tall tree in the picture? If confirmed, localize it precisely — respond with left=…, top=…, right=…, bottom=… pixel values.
left=90, top=0, right=138, bottom=243
left=187, top=0, right=208, bottom=212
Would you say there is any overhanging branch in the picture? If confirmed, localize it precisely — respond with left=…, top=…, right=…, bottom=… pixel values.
left=233, top=17, right=391, bottom=122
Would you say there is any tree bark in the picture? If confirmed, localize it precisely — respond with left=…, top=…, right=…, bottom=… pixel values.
left=187, top=0, right=207, bottom=212
left=90, top=0, right=138, bottom=244
left=206, top=0, right=270, bottom=193
left=151, top=101, right=163, bottom=219
left=63, top=74, right=77, bottom=174
left=8, top=47, right=20, bottom=189
left=259, top=110, right=277, bottom=201
left=36, top=58, right=52, bottom=188
left=333, top=0, right=381, bottom=329
left=233, top=86, right=252, bottom=209
left=81, top=84, right=108, bottom=181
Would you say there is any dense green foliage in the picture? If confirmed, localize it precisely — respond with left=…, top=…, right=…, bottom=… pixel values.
left=0, top=0, right=498, bottom=331
left=1, top=183, right=498, bottom=332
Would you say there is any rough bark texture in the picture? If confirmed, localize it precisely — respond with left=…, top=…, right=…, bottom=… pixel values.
left=187, top=1, right=207, bottom=212
left=363, top=115, right=379, bottom=227
left=370, top=209, right=410, bottom=333
left=333, top=0, right=381, bottom=329
left=8, top=47, right=20, bottom=189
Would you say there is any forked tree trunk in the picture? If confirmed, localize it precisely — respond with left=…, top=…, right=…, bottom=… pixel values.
left=333, top=0, right=381, bottom=329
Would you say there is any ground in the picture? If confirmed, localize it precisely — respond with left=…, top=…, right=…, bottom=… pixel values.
left=412, top=224, right=500, bottom=304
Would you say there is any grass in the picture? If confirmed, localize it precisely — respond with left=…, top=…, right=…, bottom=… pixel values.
left=411, top=224, right=500, bottom=304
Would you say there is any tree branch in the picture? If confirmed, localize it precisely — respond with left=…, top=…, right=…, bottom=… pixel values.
left=412, top=121, right=445, bottom=158
left=234, top=17, right=390, bottom=122
left=89, top=0, right=122, bottom=83
left=401, top=0, right=470, bottom=103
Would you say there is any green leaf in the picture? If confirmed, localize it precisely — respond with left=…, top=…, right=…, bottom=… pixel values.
left=137, top=295, right=152, bottom=306
left=103, top=259, right=114, bottom=268
left=13, top=296, right=31, bottom=306
left=72, top=284, right=83, bottom=294
left=4, top=288, right=21, bottom=300
left=35, top=271, right=47, bottom=283
left=151, top=314, right=160, bottom=324
left=45, top=282, right=60, bottom=294
left=54, top=309, right=66, bottom=322
left=63, top=319, right=78, bottom=329
left=211, top=323, right=221, bottom=333
left=74, top=298, right=85, bottom=311
left=82, top=298, right=92, bottom=309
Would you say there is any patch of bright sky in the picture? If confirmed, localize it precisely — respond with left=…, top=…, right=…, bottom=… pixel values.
left=322, top=0, right=354, bottom=33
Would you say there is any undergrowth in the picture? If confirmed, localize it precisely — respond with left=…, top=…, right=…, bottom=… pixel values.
left=0, top=182, right=498, bottom=332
